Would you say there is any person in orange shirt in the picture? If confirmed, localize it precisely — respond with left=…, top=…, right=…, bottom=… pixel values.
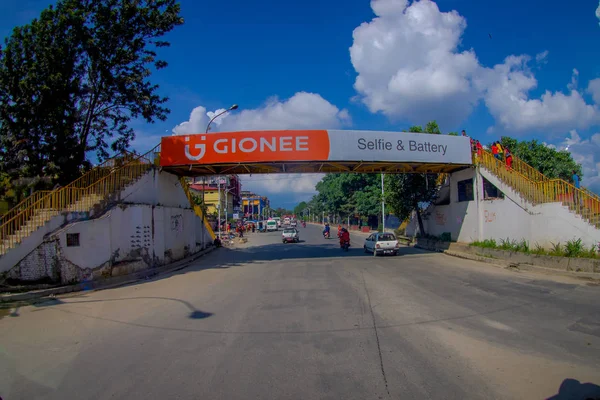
left=491, top=141, right=499, bottom=160
left=476, top=140, right=483, bottom=158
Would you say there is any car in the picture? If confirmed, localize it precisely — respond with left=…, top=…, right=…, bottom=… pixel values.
left=364, top=232, right=400, bottom=256
left=290, top=220, right=297, bottom=228
left=282, top=228, right=300, bottom=243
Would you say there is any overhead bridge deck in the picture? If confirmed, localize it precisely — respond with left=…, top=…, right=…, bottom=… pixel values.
left=161, top=160, right=471, bottom=176
left=159, top=129, right=473, bottom=176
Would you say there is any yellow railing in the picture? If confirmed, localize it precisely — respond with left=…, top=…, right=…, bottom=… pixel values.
left=179, top=176, right=216, bottom=241
left=477, top=149, right=600, bottom=226
left=0, top=151, right=151, bottom=225
left=0, top=151, right=155, bottom=255
left=509, top=154, right=549, bottom=183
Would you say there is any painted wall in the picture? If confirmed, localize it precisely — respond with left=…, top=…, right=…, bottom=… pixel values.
left=2, top=169, right=213, bottom=280
left=6, top=204, right=211, bottom=284
left=407, top=167, right=600, bottom=249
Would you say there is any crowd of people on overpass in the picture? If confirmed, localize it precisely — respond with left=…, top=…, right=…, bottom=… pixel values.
left=462, top=130, right=513, bottom=169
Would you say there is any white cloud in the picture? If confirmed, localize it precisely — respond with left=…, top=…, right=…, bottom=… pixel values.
left=535, top=50, right=549, bottom=64
left=349, top=0, right=600, bottom=132
left=588, top=78, right=600, bottom=104
left=172, top=92, right=350, bottom=135
left=479, top=59, right=599, bottom=132
left=171, top=92, right=349, bottom=196
left=596, top=1, right=600, bottom=26
left=350, top=0, right=480, bottom=125
left=553, top=130, right=600, bottom=193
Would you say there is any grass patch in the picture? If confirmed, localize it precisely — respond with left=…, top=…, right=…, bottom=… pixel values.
left=470, top=238, right=598, bottom=259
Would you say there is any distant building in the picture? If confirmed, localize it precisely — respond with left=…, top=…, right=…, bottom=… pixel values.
left=188, top=175, right=241, bottom=219
left=241, top=191, right=269, bottom=219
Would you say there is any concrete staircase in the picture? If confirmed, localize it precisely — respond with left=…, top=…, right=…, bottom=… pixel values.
left=0, top=164, right=152, bottom=257
left=477, top=150, right=600, bottom=229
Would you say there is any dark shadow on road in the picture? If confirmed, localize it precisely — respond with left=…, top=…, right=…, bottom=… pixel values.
left=546, top=378, right=600, bottom=399
left=214, top=242, right=432, bottom=267
left=30, top=296, right=214, bottom=320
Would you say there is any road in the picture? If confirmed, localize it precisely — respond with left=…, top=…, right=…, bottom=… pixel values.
left=1, top=224, right=599, bottom=400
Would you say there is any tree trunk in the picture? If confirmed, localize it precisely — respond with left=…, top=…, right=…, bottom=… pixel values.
left=415, top=204, right=426, bottom=237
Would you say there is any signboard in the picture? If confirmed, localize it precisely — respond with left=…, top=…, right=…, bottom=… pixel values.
left=159, top=130, right=472, bottom=166
left=233, top=213, right=239, bottom=219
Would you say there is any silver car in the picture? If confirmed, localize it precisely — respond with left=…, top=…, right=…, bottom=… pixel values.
left=282, top=228, right=300, bottom=243
left=364, top=232, right=399, bottom=256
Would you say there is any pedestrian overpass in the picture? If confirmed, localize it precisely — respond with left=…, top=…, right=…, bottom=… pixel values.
left=158, top=130, right=473, bottom=175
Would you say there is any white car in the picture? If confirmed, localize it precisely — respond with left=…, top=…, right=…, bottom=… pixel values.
left=290, top=221, right=297, bottom=228
left=364, top=232, right=400, bottom=256
left=282, top=228, right=300, bottom=243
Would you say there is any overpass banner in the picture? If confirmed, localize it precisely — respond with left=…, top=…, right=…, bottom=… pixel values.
left=159, top=130, right=472, bottom=166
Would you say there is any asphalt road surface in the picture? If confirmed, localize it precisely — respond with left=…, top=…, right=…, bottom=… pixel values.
left=2, top=224, right=600, bottom=400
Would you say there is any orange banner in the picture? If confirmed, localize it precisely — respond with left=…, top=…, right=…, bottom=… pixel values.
left=160, top=130, right=330, bottom=166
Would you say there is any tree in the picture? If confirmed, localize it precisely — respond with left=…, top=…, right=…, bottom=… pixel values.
left=0, top=0, right=183, bottom=187
left=313, top=173, right=381, bottom=223
left=385, top=120, right=443, bottom=235
left=293, top=201, right=308, bottom=217
left=498, top=137, right=582, bottom=182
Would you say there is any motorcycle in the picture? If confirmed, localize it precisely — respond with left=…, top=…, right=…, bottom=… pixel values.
left=323, top=231, right=330, bottom=239
left=340, top=240, right=350, bottom=252
left=302, top=222, right=306, bottom=228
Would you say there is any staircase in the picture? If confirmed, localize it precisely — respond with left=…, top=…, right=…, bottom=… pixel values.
left=0, top=153, right=155, bottom=256
left=476, top=149, right=600, bottom=228
left=179, top=177, right=217, bottom=241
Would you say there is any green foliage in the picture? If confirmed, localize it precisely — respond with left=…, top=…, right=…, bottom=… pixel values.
left=470, top=239, right=497, bottom=248
left=564, top=238, right=583, bottom=257
left=439, top=232, right=452, bottom=242
left=385, top=120, right=443, bottom=235
left=293, top=201, right=308, bottom=216
left=313, top=173, right=381, bottom=220
left=448, top=132, right=459, bottom=136
left=0, top=0, right=183, bottom=190
left=300, top=120, right=465, bottom=229
left=498, top=137, right=582, bottom=181
left=471, top=237, right=597, bottom=259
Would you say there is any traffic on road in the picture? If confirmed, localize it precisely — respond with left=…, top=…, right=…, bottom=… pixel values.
left=2, top=223, right=599, bottom=400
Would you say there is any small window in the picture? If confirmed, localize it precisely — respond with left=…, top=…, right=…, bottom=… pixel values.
left=482, top=177, right=504, bottom=199
left=66, top=233, right=80, bottom=247
left=457, top=179, right=474, bottom=202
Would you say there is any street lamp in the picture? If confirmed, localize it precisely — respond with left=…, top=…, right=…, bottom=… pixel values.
left=205, top=104, right=238, bottom=133
left=381, top=173, right=386, bottom=232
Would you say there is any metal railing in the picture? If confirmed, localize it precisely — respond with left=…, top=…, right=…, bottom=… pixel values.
left=0, top=150, right=155, bottom=255
left=178, top=176, right=216, bottom=241
left=477, top=149, right=600, bottom=226
left=0, top=151, right=151, bottom=225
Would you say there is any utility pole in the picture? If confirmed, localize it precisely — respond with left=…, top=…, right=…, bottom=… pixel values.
left=381, top=173, right=386, bottom=232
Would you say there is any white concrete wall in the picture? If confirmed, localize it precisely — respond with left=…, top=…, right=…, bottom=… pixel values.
left=407, top=166, right=600, bottom=249
left=120, top=169, right=190, bottom=208
left=1, top=169, right=213, bottom=276
left=7, top=203, right=212, bottom=283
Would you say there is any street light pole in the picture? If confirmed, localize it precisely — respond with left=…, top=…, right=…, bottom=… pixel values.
left=205, top=104, right=238, bottom=133
left=381, top=173, right=385, bottom=232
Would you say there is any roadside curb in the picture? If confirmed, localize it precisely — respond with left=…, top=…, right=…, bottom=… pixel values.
left=443, top=249, right=600, bottom=281
left=0, top=246, right=216, bottom=307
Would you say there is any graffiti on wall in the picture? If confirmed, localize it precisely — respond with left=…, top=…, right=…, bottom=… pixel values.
left=435, top=211, right=447, bottom=226
left=484, top=210, right=496, bottom=223
left=171, top=214, right=183, bottom=233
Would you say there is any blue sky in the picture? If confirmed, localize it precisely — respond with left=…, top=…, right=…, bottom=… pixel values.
left=2, top=0, right=600, bottom=208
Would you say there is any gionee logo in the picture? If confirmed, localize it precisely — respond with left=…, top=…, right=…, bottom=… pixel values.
left=184, top=135, right=206, bottom=161
left=184, top=135, right=310, bottom=160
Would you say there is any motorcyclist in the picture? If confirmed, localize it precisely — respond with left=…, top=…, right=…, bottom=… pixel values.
left=340, top=227, right=350, bottom=247
left=323, top=223, right=330, bottom=238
